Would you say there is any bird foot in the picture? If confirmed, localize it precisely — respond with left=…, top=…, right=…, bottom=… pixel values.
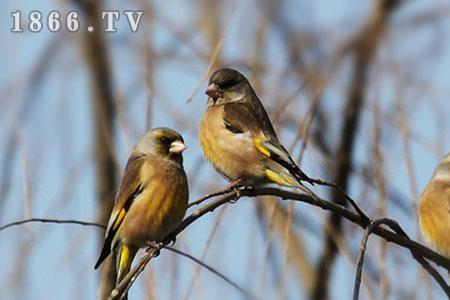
left=147, top=241, right=164, bottom=256
left=227, top=179, right=245, bottom=203
left=167, top=235, right=177, bottom=246
left=225, top=179, right=243, bottom=191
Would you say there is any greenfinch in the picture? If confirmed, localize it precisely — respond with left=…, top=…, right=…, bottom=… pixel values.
left=418, top=153, right=450, bottom=257
left=94, top=127, right=189, bottom=292
left=199, top=68, right=314, bottom=190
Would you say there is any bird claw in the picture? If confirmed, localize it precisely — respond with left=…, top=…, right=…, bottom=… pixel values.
left=147, top=241, right=164, bottom=256
left=168, top=235, right=176, bottom=246
left=226, top=179, right=243, bottom=191
left=229, top=185, right=244, bottom=204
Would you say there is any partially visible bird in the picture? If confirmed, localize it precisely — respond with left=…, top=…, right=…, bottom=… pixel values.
left=418, top=152, right=450, bottom=258
left=94, top=127, right=189, bottom=296
left=199, top=68, right=315, bottom=192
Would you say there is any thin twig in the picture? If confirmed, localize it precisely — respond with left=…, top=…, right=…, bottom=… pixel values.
left=312, top=1, right=403, bottom=298
left=182, top=207, right=227, bottom=300
left=186, top=20, right=227, bottom=103
left=188, top=185, right=238, bottom=208
left=372, top=102, right=389, bottom=299
left=0, top=216, right=248, bottom=299
left=353, top=219, right=392, bottom=300
left=353, top=217, right=450, bottom=299
left=3, top=186, right=449, bottom=297
left=165, top=246, right=256, bottom=299
left=110, top=245, right=161, bottom=300
left=0, top=218, right=105, bottom=232
left=308, top=178, right=370, bottom=223
left=111, top=186, right=450, bottom=299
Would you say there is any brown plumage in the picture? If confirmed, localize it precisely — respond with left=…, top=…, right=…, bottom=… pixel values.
left=199, top=68, right=314, bottom=188
left=418, top=153, right=450, bottom=257
left=94, top=128, right=188, bottom=296
left=200, top=103, right=266, bottom=183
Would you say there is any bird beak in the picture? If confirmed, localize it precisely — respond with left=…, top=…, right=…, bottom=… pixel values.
left=205, top=83, right=221, bottom=98
left=169, top=140, right=187, bottom=154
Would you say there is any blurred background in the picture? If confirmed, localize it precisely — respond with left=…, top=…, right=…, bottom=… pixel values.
left=1, top=0, right=450, bottom=299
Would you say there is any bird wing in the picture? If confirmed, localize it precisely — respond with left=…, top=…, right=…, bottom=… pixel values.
left=223, top=98, right=277, bottom=136
left=254, top=137, right=314, bottom=185
left=94, top=154, right=146, bottom=269
left=223, top=101, right=314, bottom=185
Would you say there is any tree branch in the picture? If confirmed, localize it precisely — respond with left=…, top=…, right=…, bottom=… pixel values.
left=0, top=217, right=252, bottom=299
left=2, top=186, right=448, bottom=298
left=165, top=246, right=256, bottom=299
left=71, top=0, right=118, bottom=298
left=109, top=186, right=450, bottom=299
left=353, top=218, right=450, bottom=299
left=0, top=218, right=105, bottom=232
left=312, top=1, right=403, bottom=298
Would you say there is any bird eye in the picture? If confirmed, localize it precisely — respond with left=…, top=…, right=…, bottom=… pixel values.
left=220, top=79, right=237, bottom=89
left=159, top=136, right=169, bottom=144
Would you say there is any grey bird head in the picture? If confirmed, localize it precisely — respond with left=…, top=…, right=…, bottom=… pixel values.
left=135, top=127, right=186, bottom=162
left=205, top=68, right=253, bottom=106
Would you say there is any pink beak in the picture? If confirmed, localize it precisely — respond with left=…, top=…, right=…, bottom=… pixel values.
left=169, top=140, right=187, bottom=154
left=205, top=83, right=221, bottom=98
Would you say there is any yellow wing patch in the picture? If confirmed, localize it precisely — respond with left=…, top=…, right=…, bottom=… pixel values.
left=265, top=169, right=296, bottom=186
left=117, top=244, right=138, bottom=283
left=254, top=137, right=271, bottom=158
left=119, top=244, right=131, bottom=271
left=113, top=208, right=127, bottom=230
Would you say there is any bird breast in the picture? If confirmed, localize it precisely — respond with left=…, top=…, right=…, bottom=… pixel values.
left=199, top=105, right=266, bottom=182
left=418, top=180, right=450, bottom=257
left=119, top=159, right=188, bottom=247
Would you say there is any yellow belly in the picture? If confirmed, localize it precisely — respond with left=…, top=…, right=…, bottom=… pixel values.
left=418, top=182, right=450, bottom=257
left=119, top=164, right=188, bottom=247
left=199, top=106, right=266, bottom=183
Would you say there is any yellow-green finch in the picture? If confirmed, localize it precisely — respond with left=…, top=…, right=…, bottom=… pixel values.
left=199, top=68, right=314, bottom=190
left=418, top=152, right=450, bottom=257
left=94, top=128, right=189, bottom=289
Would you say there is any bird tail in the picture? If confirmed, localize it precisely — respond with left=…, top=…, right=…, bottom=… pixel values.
left=254, top=138, right=315, bottom=186
left=116, top=244, right=138, bottom=300
left=289, top=164, right=315, bottom=186
left=94, top=238, right=113, bottom=269
left=265, top=168, right=320, bottom=201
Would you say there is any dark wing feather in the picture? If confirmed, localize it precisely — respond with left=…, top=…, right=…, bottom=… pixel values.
left=223, top=97, right=314, bottom=186
left=260, top=139, right=314, bottom=186
left=223, top=118, right=244, bottom=134
left=94, top=155, right=145, bottom=269
left=223, top=98, right=277, bottom=136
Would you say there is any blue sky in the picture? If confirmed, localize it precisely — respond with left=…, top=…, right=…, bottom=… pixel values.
left=1, top=0, right=450, bottom=299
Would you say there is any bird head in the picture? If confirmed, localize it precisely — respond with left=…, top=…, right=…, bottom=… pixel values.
left=205, top=68, right=251, bottom=106
left=442, top=152, right=450, bottom=164
left=135, top=127, right=186, bottom=163
left=432, top=152, right=450, bottom=182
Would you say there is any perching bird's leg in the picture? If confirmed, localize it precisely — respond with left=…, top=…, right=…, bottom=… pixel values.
left=146, top=241, right=164, bottom=257
left=167, top=234, right=177, bottom=246
left=227, top=179, right=245, bottom=203
left=188, top=179, right=244, bottom=208
left=225, top=178, right=243, bottom=190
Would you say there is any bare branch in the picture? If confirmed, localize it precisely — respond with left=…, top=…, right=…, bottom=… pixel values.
left=109, top=186, right=450, bottom=299
left=1, top=184, right=449, bottom=297
left=165, top=246, right=256, bottom=299
left=0, top=218, right=105, bottom=232
left=353, top=218, right=450, bottom=299
left=187, top=184, right=239, bottom=208
left=71, top=0, right=118, bottom=298
left=313, top=1, right=403, bottom=298
left=353, top=219, right=395, bottom=300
